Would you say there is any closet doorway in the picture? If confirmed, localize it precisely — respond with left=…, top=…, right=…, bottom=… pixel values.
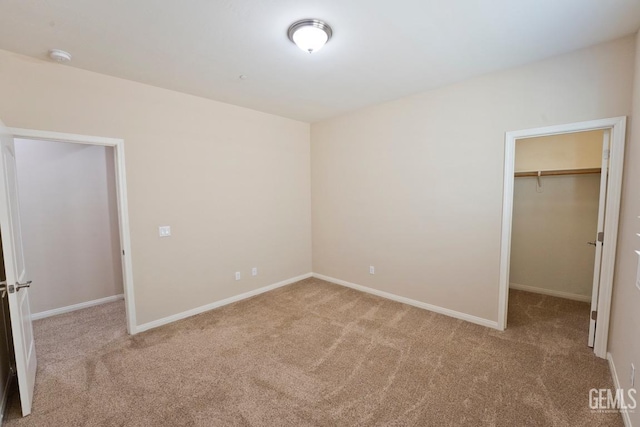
left=498, top=117, right=627, bottom=359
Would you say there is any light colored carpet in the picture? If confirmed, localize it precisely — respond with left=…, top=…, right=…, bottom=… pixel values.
left=4, top=278, right=622, bottom=426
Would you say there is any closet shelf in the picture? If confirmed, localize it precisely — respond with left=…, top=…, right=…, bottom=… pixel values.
left=514, top=167, right=601, bottom=178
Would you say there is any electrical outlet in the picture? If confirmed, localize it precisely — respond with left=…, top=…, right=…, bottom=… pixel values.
left=235, top=272, right=241, bottom=281
left=631, top=364, right=636, bottom=388
left=369, top=266, right=375, bottom=275
left=251, top=267, right=258, bottom=277
left=158, top=226, right=171, bottom=237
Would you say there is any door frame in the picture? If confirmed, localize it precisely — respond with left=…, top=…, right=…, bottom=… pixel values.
left=8, top=127, right=137, bottom=334
left=498, top=116, right=626, bottom=359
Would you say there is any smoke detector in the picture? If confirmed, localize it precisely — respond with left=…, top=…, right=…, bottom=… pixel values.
left=48, top=49, right=72, bottom=63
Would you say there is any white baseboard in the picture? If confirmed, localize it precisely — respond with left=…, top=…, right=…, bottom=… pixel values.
left=312, top=273, right=500, bottom=330
left=31, top=294, right=124, bottom=320
left=135, top=273, right=313, bottom=334
left=509, top=282, right=591, bottom=303
left=607, top=353, right=633, bottom=427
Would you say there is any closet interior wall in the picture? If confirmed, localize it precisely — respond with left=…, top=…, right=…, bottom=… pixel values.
left=510, top=130, right=604, bottom=301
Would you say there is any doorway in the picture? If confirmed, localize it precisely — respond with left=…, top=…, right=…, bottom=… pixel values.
left=0, top=125, right=136, bottom=416
left=14, top=138, right=124, bottom=319
left=509, top=130, right=604, bottom=302
left=498, top=117, right=627, bottom=359
left=7, top=128, right=137, bottom=335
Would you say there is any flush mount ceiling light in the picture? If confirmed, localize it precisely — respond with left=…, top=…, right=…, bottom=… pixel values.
left=48, top=49, right=72, bottom=63
left=287, top=19, right=332, bottom=53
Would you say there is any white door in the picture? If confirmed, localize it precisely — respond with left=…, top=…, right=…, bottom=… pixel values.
left=588, top=130, right=610, bottom=348
left=0, top=120, right=37, bottom=415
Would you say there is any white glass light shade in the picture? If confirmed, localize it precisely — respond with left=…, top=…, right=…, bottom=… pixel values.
left=287, top=20, right=332, bottom=54
left=292, top=26, right=328, bottom=53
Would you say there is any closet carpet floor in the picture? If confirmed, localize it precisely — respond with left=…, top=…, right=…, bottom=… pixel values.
left=4, top=278, right=621, bottom=426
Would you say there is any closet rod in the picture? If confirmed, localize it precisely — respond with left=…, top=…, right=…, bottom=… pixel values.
left=514, top=167, right=601, bottom=178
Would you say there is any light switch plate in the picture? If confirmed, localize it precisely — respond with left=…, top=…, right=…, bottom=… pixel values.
left=159, top=226, right=171, bottom=237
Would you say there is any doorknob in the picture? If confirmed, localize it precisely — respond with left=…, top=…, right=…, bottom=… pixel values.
left=587, top=241, right=597, bottom=246
left=4, top=281, right=32, bottom=294
left=14, top=281, right=32, bottom=292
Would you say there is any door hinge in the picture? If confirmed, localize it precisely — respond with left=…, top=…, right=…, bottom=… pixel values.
left=591, top=310, right=598, bottom=321
left=603, top=149, right=610, bottom=160
left=597, top=231, right=604, bottom=243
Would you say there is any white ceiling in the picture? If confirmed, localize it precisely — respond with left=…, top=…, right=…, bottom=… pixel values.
left=1, top=0, right=639, bottom=122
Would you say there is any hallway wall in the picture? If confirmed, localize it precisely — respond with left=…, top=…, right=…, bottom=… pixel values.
left=14, top=139, right=123, bottom=314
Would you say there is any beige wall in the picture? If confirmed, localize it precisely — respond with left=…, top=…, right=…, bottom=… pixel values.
left=0, top=49, right=311, bottom=326
left=608, top=30, right=640, bottom=427
left=311, top=36, right=635, bottom=323
left=14, top=139, right=123, bottom=314
left=515, top=130, right=603, bottom=172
